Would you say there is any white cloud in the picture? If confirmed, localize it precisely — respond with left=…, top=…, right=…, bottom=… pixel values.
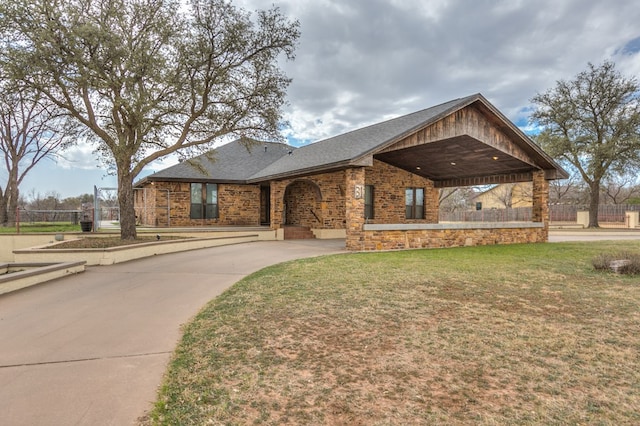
left=260, top=0, right=640, bottom=144
left=22, top=0, right=640, bottom=196
left=55, top=143, right=103, bottom=171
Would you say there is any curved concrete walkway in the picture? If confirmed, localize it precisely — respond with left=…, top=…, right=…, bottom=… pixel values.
left=0, top=239, right=344, bottom=426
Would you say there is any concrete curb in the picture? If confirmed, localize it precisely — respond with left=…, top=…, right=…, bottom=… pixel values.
left=0, top=261, right=86, bottom=295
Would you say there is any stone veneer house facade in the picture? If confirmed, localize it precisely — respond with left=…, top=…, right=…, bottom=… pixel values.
left=134, top=94, right=567, bottom=251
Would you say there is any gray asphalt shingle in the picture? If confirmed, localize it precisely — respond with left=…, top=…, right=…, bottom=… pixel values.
left=248, top=95, right=474, bottom=180
left=144, top=140, right=294, bottom=182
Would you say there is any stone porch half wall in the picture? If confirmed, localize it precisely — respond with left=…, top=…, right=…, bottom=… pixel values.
left=357, top=222, right=546, bottom=251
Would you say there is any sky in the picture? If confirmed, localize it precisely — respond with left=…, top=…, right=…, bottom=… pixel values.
left=12, top=0, right=640, bottom=199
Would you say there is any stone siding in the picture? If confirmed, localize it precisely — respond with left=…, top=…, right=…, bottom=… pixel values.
left=271, top=171, right=347, bottom=229
left=359, top=226, right=547, bottom=251
left=284, top=180, right=323, bottom=227
left=219, top=184, right=261, bottom=225
left=135, top=161, right=550, bottom=252
left=135, top=181, right=260, bottom=227
left=532, top=170, right=550, bottom=240
left=345, top=167, right=366, bottom=251
left=366, top=159, right=439, bottom=223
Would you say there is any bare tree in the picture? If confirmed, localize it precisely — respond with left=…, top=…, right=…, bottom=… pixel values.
left=491, top=184, right=516, bottom=209
left=0, top=87, right=74, bottom=226
left=601, top=174, right=640, bottom=205
left=25, top=190, right=62, bottom=211
left=549, top=164, right=583, bottom=205
left=439, top=187, right=477, bottom=215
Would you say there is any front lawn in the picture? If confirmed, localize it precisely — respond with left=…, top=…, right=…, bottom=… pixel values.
left=147, top=241, right=640, bottom=425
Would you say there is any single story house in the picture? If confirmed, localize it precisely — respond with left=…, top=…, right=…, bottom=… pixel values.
left=134, top=93, right=568, bottom=251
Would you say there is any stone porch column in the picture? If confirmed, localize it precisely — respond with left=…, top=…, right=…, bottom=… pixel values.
left=270, top=180, right=287, bottom=230
left=425, top=181, right=439, bottom=223
left=345, top=168, right=366, bottom=251
left=532, top=170, right=550, bottom=240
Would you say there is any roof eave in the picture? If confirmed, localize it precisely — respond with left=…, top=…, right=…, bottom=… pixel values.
left=247, top=157, right=372, bottom=183
left=471, top=95, right=569, bottom=179
left=136, top=176, right=251, bottom=185
left=133, top=176, right=149, bottom=188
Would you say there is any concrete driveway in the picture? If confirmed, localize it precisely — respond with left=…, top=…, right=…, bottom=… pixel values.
left=0, top=239, right=344, bottom=426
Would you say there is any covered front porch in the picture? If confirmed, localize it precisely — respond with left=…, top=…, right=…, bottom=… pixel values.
left=265, top=96, right=565, bottom=251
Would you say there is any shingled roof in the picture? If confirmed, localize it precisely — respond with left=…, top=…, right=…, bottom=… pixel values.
left=247, top=95, right=476, bottom=181
left=141, top=140, right=295, bottom=183
left=138, top=93, right=566, bottom=186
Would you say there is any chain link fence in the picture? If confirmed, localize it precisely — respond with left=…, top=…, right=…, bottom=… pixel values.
left=17, top=209, right=83, bottom=224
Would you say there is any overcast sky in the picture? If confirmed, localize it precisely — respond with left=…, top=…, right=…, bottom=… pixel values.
left=15, top=0, right=640, bottom=199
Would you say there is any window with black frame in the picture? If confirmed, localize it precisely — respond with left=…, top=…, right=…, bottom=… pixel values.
left=190, top=183, right=218, bottom=219
left=405, top=187, right=424, bottom=219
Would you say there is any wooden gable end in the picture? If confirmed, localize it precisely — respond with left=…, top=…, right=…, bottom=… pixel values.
left=378, top=104, right=538, bottom=167
left=373, top=102, right=557, bottom=187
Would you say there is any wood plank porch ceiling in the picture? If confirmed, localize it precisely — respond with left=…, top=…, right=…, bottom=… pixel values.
left=374, top=135, right=537, bottom=188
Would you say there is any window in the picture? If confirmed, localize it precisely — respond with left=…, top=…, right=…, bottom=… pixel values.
left=205, top=183, right=218, bottom=218
left=190, top=183, right=218, bottom=219
left=190, top=183, right=203, bottom=219
left=405, top=187, right=424, bottom=219
left=364, top=185, right=374, bottom=219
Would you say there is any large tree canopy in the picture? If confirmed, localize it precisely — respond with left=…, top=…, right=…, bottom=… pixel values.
left=531, top=61, right=640, bottom=227
left=0, top=0, right=300, bottom=238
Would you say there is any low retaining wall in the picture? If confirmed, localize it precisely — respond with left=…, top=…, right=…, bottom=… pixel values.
left=0, top=228, right=276, bottom=262
left=0, top=234, right=82, bottom=262
left=13, top=234, right=261, bottom=266
left=0, top=261, right=86, bottom=295
left=358, top=222, right=547, bottom=251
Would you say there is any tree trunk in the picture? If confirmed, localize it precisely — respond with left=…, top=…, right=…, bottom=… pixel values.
left=118, top=169, right=137, bottom=240
left=588, top=181, right=600, bottom=228
left=4, top=181, right=19, bottom=227
left=0, top=187, right=6, bottom=226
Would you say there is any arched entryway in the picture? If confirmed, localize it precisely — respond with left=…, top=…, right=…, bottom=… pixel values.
left=283, top=180, right=322, bottom=238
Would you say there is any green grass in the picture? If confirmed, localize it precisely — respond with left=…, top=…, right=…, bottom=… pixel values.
left=146, top=241, right=640, bottom=425
left=0, top=222, right=82, bottom=233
